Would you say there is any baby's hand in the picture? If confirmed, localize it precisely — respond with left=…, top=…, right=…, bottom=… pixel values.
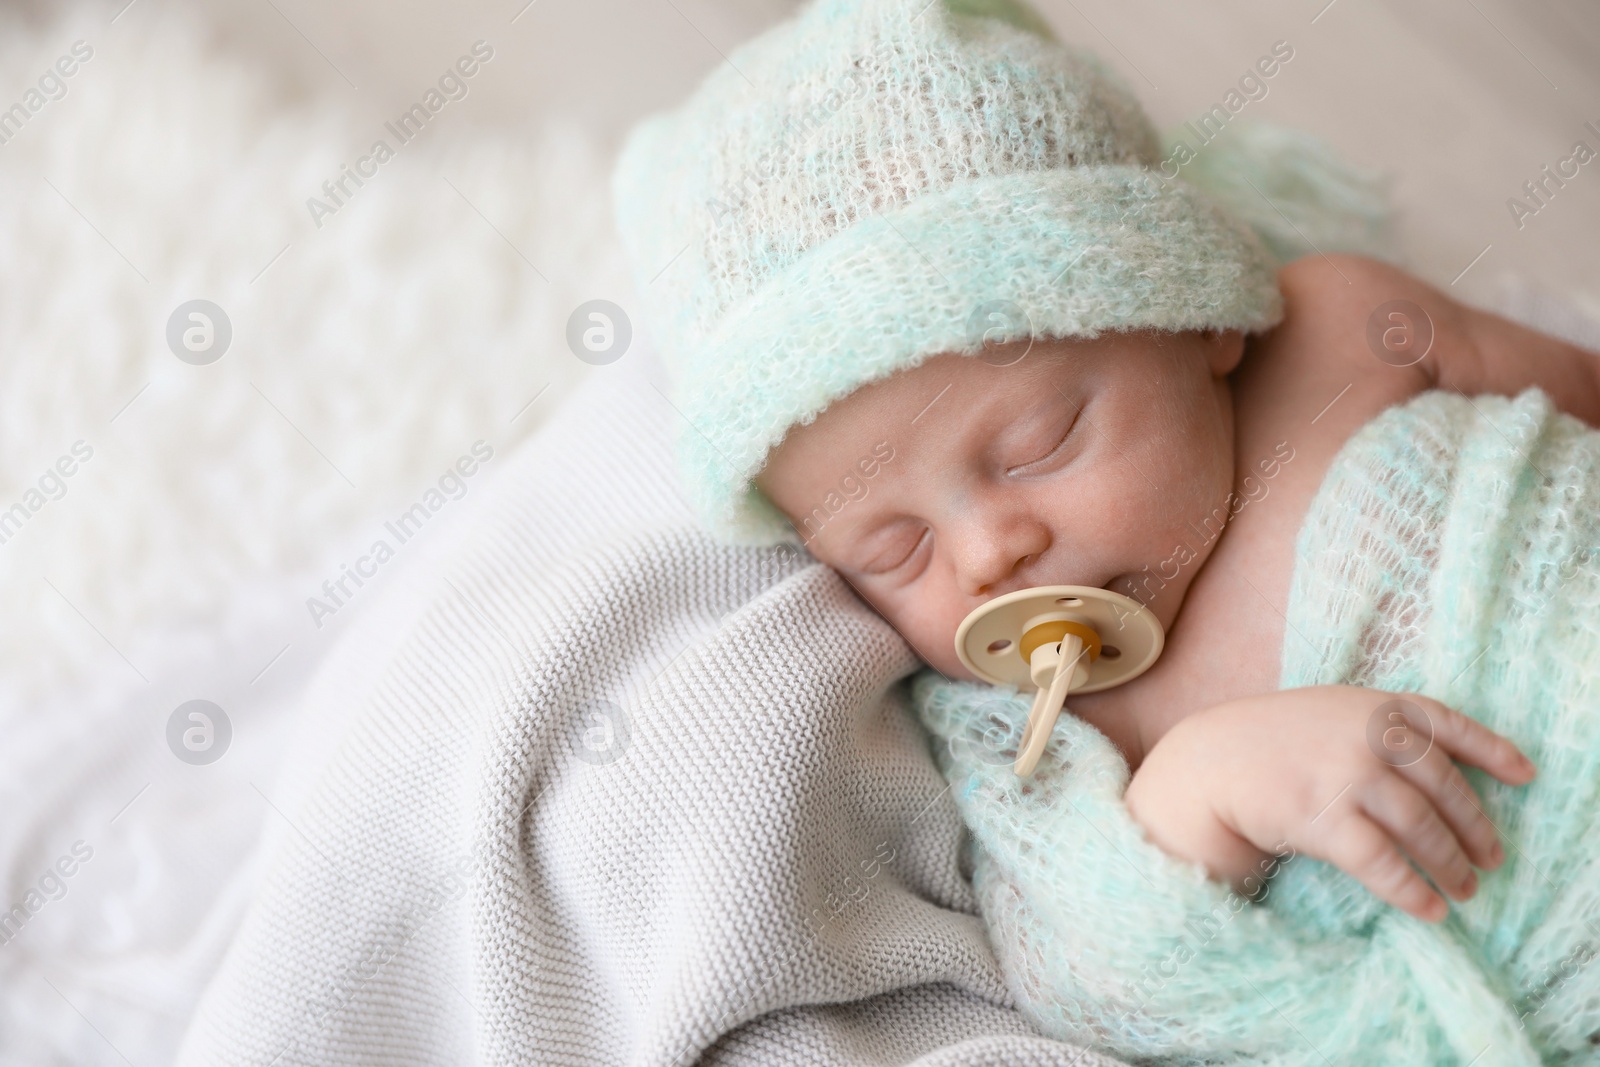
left=1124, top=685, right=1537, bottom=922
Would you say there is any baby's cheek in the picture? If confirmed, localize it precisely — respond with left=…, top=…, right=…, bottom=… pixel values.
left=1097, top=441, right=1228, bottom=577
left=1146, top=422, right=1234, bottom=522
left=878, top=590, right=963, bottom=671
left=1085, top=459, right=1175, bottom=544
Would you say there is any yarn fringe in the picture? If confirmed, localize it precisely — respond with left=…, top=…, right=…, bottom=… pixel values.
left=1171, top=120, right=1398, bottom=268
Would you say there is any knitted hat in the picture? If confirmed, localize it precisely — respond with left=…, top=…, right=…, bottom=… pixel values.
left=611, top=0, right=1384, bottom=546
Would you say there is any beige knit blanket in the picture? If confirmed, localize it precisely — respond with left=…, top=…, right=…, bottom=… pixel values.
left=174, top=357, right=1124, bottom=1066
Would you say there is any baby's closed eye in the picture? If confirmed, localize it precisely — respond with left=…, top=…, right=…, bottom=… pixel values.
left=857, top=525, right=930, bottom=576
left=1004, top=410, right=1080, bottom=475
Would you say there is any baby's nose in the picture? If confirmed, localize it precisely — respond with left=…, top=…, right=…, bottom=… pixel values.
left=956, top=524, right=1051, bottom=598
left=974, top=555, right=1043, bottom=598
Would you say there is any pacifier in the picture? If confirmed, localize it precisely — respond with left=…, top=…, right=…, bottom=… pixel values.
left=954, top=585, right=1164, bottom=777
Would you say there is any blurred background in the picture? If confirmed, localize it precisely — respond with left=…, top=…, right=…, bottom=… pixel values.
left=0, top=0, right=1595, bottom=1062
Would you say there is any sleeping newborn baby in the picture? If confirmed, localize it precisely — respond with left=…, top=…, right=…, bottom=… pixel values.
left=757, top=259, right=1600, bottom=1062
left=611, top=0, right=1600, bottom=1061
left=755, top=255, right=1584, bottom=918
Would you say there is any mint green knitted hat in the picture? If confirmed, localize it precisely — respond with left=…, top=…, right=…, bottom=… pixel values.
left=612, top=0, right=1387, bottom=546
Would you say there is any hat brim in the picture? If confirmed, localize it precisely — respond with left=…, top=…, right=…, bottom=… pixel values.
left=678, top=166, right=1285, bottom=545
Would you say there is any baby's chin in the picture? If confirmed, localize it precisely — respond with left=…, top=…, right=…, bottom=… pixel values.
left=872, top=611, right=970, bottom=681
left=909, top=645, right=977, bottom=683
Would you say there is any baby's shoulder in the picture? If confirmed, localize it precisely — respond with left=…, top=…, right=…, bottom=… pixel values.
left=1270, top=252, right=1473, bottom=383
left=1235, top=254, right=1441, bottom=450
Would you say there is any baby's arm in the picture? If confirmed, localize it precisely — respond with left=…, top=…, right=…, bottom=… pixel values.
left=1125, top=684, right=1536, bottom=922
left=1445, top=301, right=1600, bottom=425
left=1282, top=253, right=1600, bottom=426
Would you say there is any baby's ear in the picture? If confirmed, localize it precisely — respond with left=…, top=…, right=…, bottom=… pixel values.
left=1201, top=328, right=1247, bottom=377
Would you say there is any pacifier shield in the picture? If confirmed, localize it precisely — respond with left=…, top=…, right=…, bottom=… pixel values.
left=955, top=585, right=1164, bottom=693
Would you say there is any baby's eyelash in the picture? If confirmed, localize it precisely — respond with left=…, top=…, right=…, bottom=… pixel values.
left=1007, top=412, right=1079, bottom=474
left=874, top=528, right=929, bottom=574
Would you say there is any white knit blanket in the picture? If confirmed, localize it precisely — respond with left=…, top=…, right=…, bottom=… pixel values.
left=174, top=357, right=1124, bottom=1066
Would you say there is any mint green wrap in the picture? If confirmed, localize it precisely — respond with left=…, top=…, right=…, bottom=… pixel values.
left=913, top=386, right=1600, bottom=1065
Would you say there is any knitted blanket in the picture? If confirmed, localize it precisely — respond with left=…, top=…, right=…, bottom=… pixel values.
left=914, top=385, right=1600, bottom=1066
left=173, top=361, right=1127, bottom=1067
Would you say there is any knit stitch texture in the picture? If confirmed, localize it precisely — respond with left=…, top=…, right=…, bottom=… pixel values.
left=913, top=386, right=1600, bottom=1065
left=611, top=0, right=1310, bottom=546
left=173, top=362, right=1132, bottom=1067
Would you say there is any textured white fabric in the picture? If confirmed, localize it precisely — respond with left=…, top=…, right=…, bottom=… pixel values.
left=0, top=2, right=619, bottom=704
left=174, top=354, right=1126, bottom=1066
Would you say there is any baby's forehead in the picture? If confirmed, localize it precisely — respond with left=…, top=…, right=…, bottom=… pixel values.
left=762, top=352, right=1059, bottom=495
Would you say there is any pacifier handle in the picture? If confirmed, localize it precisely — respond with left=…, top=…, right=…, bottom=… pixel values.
left=1014, top=632, right=1090, bottom=777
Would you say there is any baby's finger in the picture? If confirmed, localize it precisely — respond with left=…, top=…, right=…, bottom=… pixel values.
left=1361, top=775, right=1477, bottom=901
left=1314, top=809, right=1448, bottom=922
left=1402, top=696, right=1535, bottom=786
left=1398, top=744, right=1505, bottom=871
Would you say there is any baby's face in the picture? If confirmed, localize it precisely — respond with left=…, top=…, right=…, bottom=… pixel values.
left=755, top=329, right=1244, bottom=680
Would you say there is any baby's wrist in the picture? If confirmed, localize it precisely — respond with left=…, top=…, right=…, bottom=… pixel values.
left=1127, top=709, right=1273, bottom=885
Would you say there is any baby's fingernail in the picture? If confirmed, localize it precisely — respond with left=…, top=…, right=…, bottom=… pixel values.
left=1460, top=871, right=1477, bottom=897
left=1490, top=841, right=1504, bottom=865
left=1424, top=896, right=1448, bottom=922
